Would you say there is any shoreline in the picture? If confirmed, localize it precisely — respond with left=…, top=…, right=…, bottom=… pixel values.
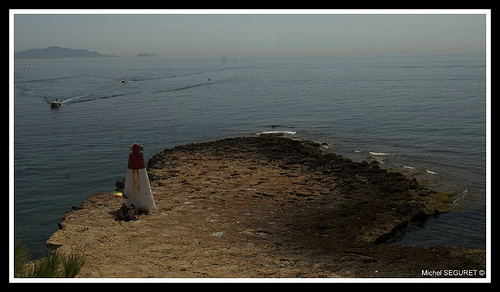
left=45, top=134, right=485, bottom=278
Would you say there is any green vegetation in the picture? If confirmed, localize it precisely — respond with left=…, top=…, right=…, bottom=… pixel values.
left=14, top=238, right=85, bottom=278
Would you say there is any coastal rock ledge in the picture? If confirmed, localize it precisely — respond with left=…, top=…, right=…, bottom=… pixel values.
left=47, top=135, right=485, bottom=278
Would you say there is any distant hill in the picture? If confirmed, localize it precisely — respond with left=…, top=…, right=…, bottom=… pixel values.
left=14, top=46, right=115, bottom=59
left=137, top=53, right=158, bottom=57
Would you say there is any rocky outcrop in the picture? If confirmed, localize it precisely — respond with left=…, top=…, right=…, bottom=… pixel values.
left=46, top=134, right=485, bottom=278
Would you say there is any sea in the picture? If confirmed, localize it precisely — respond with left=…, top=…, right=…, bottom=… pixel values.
left=13, top=51, right=487, bottom=257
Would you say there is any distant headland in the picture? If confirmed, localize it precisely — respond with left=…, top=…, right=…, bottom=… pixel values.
left=14, top=46, right=115, bottom=59
left=137, top=53, right=159, bottom=57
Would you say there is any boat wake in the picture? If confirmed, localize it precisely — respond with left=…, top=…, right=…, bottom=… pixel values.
left=257, top=130, right=297, bottom=135
left=43, top=92, right=128, bottom=107
left=69, top=93, right=127, bottom=104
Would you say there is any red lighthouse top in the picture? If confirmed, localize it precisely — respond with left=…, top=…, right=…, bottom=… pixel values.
left=128, top=143, right=146, bottom=169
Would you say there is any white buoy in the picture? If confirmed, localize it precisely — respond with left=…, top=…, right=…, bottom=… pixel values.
left=123, top=143, right=156, bottom=211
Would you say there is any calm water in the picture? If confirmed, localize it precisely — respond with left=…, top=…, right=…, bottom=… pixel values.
left=13, top=52, right=487, bottom=256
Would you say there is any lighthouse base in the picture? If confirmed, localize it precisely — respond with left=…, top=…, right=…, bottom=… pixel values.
left=123, top=168, right=156, bottom=211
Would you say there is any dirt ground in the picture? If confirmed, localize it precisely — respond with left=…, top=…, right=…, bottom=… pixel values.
left=46, top=134, right=486, bottom=279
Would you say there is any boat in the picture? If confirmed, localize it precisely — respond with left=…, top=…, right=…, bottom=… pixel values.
left=50, top=98, right=62, bottom=108
left=121, top=78, right=128, bottom=83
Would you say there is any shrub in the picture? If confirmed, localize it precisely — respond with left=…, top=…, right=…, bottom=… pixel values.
left=14, top=239, right=85, bottom=278
left=14, top=239, right=30, bottom=277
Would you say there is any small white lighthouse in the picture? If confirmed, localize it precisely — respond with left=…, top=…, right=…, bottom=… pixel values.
left=123, top=143, right=156, bottom=211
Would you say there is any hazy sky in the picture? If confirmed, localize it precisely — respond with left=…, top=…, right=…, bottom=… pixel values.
left=12, top=11, right=487, bottom=57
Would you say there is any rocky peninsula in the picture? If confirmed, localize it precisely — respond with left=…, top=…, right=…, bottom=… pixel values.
left=46, top=134, right=485, bottom=278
